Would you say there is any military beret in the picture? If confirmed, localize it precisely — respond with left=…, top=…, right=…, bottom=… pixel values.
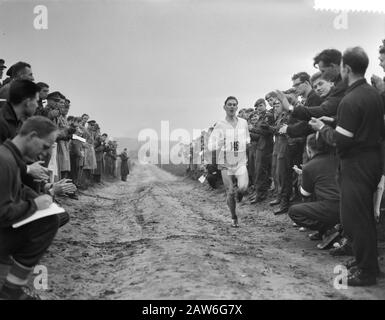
left=47, top=91, right=65, bottom=100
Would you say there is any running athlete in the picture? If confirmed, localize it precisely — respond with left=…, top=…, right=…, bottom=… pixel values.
left=208, top=96, right=251, bottom=227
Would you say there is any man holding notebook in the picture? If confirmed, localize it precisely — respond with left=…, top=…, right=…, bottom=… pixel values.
left=0, top=116, right=60, bottom=300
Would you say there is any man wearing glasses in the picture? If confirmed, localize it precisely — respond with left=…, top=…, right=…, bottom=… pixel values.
left=292, top=72, right=323, bottom=107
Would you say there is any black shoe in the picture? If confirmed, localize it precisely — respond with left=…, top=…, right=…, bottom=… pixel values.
left=309, top=231, right=323, bottom=241
left=345, top=259, right=358, bottom=270
left=347, top=269, right=377, bottom=287
left=347, top=262, right=381, bottom=278
left=317, top=230, right=341, bottom=250
left=274, top=206, right=289, bottom=215
left=269, top=199, right=281, bottom=206
left=0, top=285, right=41, bottom=300
left=329, top=239, right=354, bottom=257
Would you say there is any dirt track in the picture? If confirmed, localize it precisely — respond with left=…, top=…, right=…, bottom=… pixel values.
left=40, top=163, right=385, bottom=300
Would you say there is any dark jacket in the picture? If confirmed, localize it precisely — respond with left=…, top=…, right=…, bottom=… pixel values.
left=286, top=90, right=324, bottom=139
left=0, top=102, right=21, bottom=144
left=0, top=102, right=39, bottom=189
left=320, top=79, right=385, bottom=159
left=0, top=140, right=38, bottom=227
left=305, top=89, right=323, bottom=107
left=272, top=111, right=290, bottom=158
left=249, top=110, right=275, bottom=151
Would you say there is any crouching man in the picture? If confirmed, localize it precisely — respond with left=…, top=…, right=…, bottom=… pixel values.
left=0, top=116, right=59, bottom=300
left=288, top=134, right=340, bottom=242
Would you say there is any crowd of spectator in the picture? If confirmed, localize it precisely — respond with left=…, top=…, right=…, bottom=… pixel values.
left=187, top=40, right=385, bottom=287
left=0, top=59, right=130, bottom=299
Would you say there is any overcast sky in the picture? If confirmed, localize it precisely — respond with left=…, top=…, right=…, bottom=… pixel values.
left=1, top=0, right=384, bottom=139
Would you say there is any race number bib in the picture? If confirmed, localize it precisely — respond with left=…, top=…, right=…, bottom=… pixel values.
left=233, top=141, right=239, bottom=156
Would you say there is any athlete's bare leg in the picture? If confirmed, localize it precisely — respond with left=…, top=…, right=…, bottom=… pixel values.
left=221, top=170, right=238, bottom=225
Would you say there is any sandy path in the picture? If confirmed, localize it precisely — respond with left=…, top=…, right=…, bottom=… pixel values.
left=39, top=163, right=385, bottom=300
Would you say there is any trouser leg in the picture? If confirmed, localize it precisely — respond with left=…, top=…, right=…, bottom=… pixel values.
left=271, top=152, right=279, bottom=195
left=289, top=141, right=305, bottom=198
left=340, top=152, right=381, bottom=275
left=256, top=150, right=272, bottom=197
left=57, top=212, right=70, bottom=228
left=248, top=144, right=257, bottom=186
left=288, top=200, right=340, bottom=233
left=0, top=216, right=59, bottom=268
left=277, top=152, right=292, bottom=206
left=253, top=149, right=262, bottom=194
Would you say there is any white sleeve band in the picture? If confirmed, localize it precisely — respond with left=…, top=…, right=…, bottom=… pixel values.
left=300, top=186, right=312, bottom=197
left=335, top=126, right=354, bottom=138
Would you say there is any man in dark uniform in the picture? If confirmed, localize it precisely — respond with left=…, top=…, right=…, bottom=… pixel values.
left=265, top=91, right=279, bottom=195
left=249, top=99, right=274, bottom=203
left=270, top=98, right=292, bottom=215
left=247, top=110, right=258, bottom=191
left=371, top=40, right=385, bottom=242
left=310, top=47, right=384, bottom=286
left=280, top=73, right=324, bottom=201
left=288, top=134, right=340, bottom=239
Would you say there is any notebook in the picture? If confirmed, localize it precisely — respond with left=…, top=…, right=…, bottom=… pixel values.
left=12, top=203, right=65, bottom=228
left=72, top=134, right=86, bottom=143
